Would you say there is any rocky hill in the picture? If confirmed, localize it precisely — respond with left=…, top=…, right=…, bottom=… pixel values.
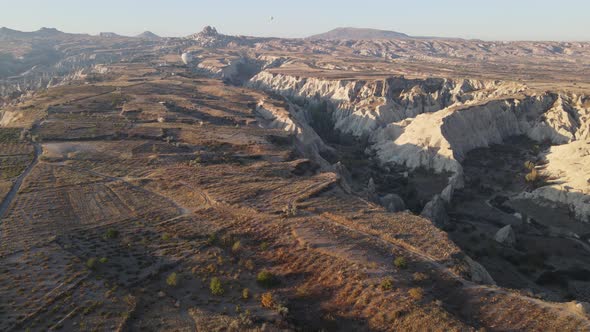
left=308, top=27, right=411, bottom=40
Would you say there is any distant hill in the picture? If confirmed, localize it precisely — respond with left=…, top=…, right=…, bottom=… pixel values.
left=307, top=27, right=410, bottom=40
left=0, top=27, right=68, bottom=40
left=99, top=32, right=124, bottom=38
left=136, top=31, right=160, bottom=39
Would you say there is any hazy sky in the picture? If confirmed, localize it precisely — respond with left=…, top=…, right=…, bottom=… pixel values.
left=1, top=0, right=588, bottom=41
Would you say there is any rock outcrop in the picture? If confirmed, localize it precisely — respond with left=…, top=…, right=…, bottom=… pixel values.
left=379, top=193, right=406, bottom=212
left=248, top=70, right=590, bottom=218
left=494, top=225, right=517, bottom=246
left=420, top=195, right=450, bottom=228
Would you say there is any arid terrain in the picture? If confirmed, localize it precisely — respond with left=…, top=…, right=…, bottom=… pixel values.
left=0, top=26, right=589, bottom=331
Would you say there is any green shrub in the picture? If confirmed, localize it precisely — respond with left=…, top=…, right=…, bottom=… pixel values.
left=105, top=228, right=119, bottom=239
left=99, top=257, right=108, bottom=264
left=207, top=233, right=217, bottom=245
left=166, top=272, right=178, bottom=287
left=393, top=256, right=408, bottom=269
left=86, top=258, right=97, bottom=270
left=256, top=270, right=278, bottom=288
left=242, top=288, right=250, bottom=300
left=210, top=277, right=224, bottom=295
left=259, top=242, right=269, bottom=251
left=524, top=161, right=535, bottom=170
left=231, top=241, right=241, bottom=253
left=161, top=233, right=171, bottom=241
left=380, top=277, right=394, bottom=291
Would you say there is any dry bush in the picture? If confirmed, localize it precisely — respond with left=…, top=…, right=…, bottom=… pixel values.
left=260, top=292, right=274, bottom=308
left=408, top=287, right=424, bottom=300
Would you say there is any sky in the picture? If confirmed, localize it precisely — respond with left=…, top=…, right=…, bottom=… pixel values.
left=0, top=0, right=589, bottom=41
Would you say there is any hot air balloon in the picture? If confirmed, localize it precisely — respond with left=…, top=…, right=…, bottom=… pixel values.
left=181, top=52, right=193, bottom=65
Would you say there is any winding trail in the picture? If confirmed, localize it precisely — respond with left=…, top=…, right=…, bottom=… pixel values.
left=0, top=143, right=41, bottom=221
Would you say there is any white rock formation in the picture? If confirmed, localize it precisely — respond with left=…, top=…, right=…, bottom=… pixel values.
left=254, top=99, right=332, bottom=168
left=248, top=71, right=590, bottom=214
left=522, top=140, right=590, bottom=222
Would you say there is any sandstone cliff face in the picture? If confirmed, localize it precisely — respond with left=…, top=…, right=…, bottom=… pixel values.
left=247, top=70, right=590, bottom=219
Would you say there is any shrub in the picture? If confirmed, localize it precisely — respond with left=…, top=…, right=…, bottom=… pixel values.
left=413, top=272, right=428, bottom=282
left=242, top=288, right=250, bottom=300
left=244, top=259, right=255, bottom=271
left=408, top=287, right=424, bottom=300
left=260, top=292, right=274, bottom=308
left=86, top=258, right=97, bottom=270
left=105, top=228, right=118, bottom=239
left=380, top=277, right=394, bottom=291
left=231, top=241, right=241, bottom=253
left=282, top=203, right=297, bottom=218
left=207, top=233, right=217, bottom=245
left=210, top=277, right=224, bottom=295
left=524, top=161, right=535, bottom=170
left=166, top=272, right=178, bottom=287
left=256, top=270, right=278, bottom=288
left=99, top=257, right=108, bottom=264
left=276, top=304, right=289, bottom=316
left=525, top=169, right=539, bottom=183
left=259, top=242, right=269, bottom=251
left=393, top=256, right=408, bottom=269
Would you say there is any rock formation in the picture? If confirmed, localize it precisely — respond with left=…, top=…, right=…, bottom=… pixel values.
left=494, top=225, right=517, bottom=246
